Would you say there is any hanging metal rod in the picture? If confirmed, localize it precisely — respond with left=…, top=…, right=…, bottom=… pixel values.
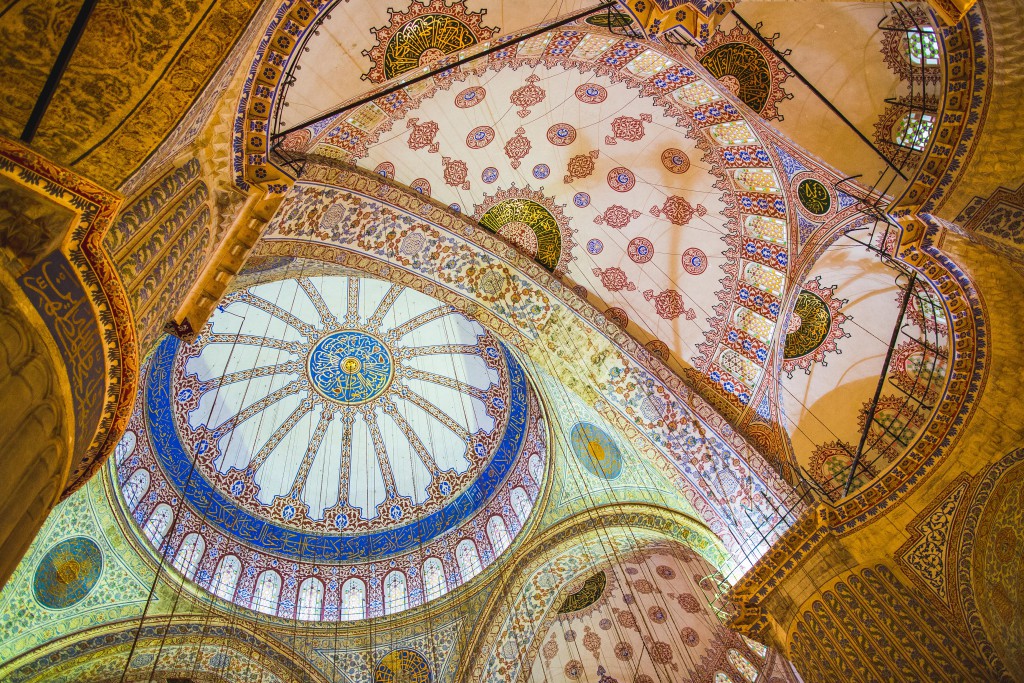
left=730, top=10, right=908, bottom=181
left=843, top=272, right=917, bottom=496
left=21, top=0, right=97, bottom=143
left=271, top=0, right=617, bottom=142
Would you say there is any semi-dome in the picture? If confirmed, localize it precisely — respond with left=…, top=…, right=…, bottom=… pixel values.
left=114, top=274, right=547, bottom=620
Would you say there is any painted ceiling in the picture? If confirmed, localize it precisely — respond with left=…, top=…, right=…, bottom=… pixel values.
left=279, top=0, right=599, bottom=131
left=115, top=273, right=547, bottom=618
left=280, top=22, right=810, bottom=414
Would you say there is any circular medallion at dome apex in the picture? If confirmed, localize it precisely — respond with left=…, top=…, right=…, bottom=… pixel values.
left=135, top=275, right=540, bottom=566
left=308, top=330, right=393, bottom=403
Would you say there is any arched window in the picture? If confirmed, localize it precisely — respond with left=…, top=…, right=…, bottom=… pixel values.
left=717, top=349, right=761, bottom=386
left=340, top=578, right=366, bottom=621
left=510, top=487, right=531, bottom=525
left=383, top=571, right=407, bottom=615
left=908, top=26, right=939, bottom=66
left=486, top=516, right=511, bottom=556
left=211, top=555, right=241, bottom=601
left=893, top=112, right=935, bottom=151
left=744, top=215, right=787, bottom=245
left=143, top=503, right=174, bottom=548
left=423, top=557, right=447, bottom=600
left=528, top=454, right=544, bottom=485
left=742, top=262, right=785, bottom=297
left=709, top=121, right=757, bottom=146
left=297, top=577, right=324, bottom=621
left=734, top=308, right=774, bottom=344
left=172, top=533, right=205, bottom=580
left=115, top=431, right=136, bottom=466
left=715, top=673, right=736, bottom=683
left=732, top=168, right=780, bottom=194
left=727, top=648, right=759, bottom=682
left=741, top=635, right=768, bottom=659
left=122, top=469, right=150, bottom=513
left=252, top=570, right=281, bottom=615
left=674, top=79, right=721, bottom=106
left=456, top=539, right=482, bottom=581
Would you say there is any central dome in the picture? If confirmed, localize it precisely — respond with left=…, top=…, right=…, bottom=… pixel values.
left=115, top=274, right=547, bottom=620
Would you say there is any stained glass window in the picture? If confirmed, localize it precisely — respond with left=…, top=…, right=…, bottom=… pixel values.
left=908, top=27, right=939, bottom=66
left=115, top=431, right=136, bottom=466
left=341, top=578, right=365, bottom=621
left=715, top=673, right=736, bottom=683
left=211, top=555, right=241, bottom=601
left=733, top=168, right=780, bottom=193
left=894, top=112, right=935, bottom=151
left=487, top=516, right=512, bottom=556
left=735, top=308, right=774, bottom=344
left=741, top=634, right=769, bottom=658
left=510, top=487, right=532, bottom=526
left=674, top=80, right=722, bottom=106
left=384, top=571, right=407, bottom=615
left=709, top=121, right=757, bottom=146
left=727, top=648, right=759, bottom=682
left=718, top=349, right=761, bottom=385
left=743, top=262, right=786, bottom=297
left=528, top=454, right=544, bottom=485
left=252, top=571, right=281, bottom=616
left=143, top=503, right=173, bottom=548
left=297, top=577, right=324, bottom=621
left=122, top=469, right=150, bottom=513
left=457, top=539, right=483, bottom=581
left=423, top=557, right=447, bottom=600
left=172, top=533, right=205, bottom=580
left=745, top=215, right=787, bottom=245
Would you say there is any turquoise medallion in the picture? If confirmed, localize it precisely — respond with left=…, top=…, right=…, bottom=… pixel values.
left=308, top=330, right=393, bottom=404
left=569, top=422, right=623, bottom=479
left=33, top=537, right=102, bottom=609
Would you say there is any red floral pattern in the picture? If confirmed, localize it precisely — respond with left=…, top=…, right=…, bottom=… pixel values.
left=504, top=127, right=531, bottom=169
left=441, top=156, right=470, bottom=190
left=564, top=150, right=599, bottom=184
left=650, top=195, right=707, bottom=226
left=605, top=113, right=652, bottom=145
left=511, top=74, right=546, bottom=118
left=594, top=205, right=641, bottom=230
left=406, top=118, right=440, bottom=153
left=644, top=289, right=697, bottom=320
left=593, top=267, right=636, bottom=292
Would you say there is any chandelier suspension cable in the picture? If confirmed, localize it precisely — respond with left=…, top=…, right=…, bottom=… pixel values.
left=491, top=271, right=674, bottom=682
left=118, top=252, right=287, bottom=682
left=514, top=253, right=718, bottom=682
left=187, top=256, right=311, bottom=683
left=237, top=256, right=312, bottom=683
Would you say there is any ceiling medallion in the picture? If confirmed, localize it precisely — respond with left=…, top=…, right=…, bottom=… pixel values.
left=695, top=23, right=792, bottom=121
left=307, top=330, right=394, bottom=404
left=362, top=0, right=497, bottom=84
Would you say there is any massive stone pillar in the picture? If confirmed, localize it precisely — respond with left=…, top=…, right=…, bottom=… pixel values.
left=0, top=137, right=137, bottom=588
left=728, top=228, right=1024, bottom=682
